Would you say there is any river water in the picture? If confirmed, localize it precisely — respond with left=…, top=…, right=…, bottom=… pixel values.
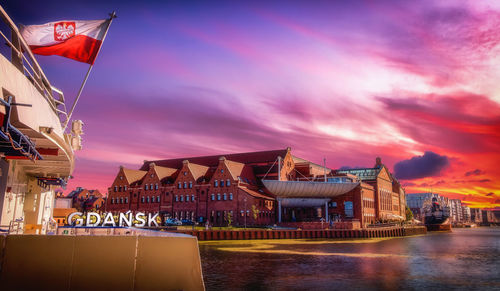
left=199, top=227, right=500, bottom=290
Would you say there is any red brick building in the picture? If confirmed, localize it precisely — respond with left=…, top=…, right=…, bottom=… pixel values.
left=106, top=148, right=406, bottom=228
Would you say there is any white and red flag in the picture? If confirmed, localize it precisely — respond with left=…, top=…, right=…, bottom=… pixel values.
left=20, top=19, right=109, bottom=64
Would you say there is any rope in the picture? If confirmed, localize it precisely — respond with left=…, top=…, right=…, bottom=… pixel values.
left=262, top=158, right=278, bottom=180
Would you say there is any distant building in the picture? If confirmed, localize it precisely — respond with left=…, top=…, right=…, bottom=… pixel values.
left=67, top=187, right=104, bottom=211
left=461, top=204, right=471, bottom=223
left=470, top=208, right=483, bottom=223
left=481, top=210, right=498, bottom=224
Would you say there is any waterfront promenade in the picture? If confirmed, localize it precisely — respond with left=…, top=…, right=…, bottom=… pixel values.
left=200, top=227, right=500, bottom=290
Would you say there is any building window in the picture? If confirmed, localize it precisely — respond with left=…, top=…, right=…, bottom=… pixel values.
left=344, top=201, right=353, bottom=217
left=217, top=193, right=221, bottom=201
left=111, top=198, right=115, bottom=204
left=152, top=196, right=155, bottom=203
left=125, top=197, right=128, bottom=203
left=223, top=193, right=227, bottom=200
left=180, top=195, right=184, bottom=202
left=119, top=186, right=122, bottom=192
left=183, top=182, right=187, bottom=189
left=147, top=196, right=150, bottom=203
left=191, top=194, right=195, bottom=202
left=157, top=195, right=160, bottom=202
left=155, top=183, right=158, bottom=190
left=150, top=184, right=154, bottom=190
left=145, top=185, right=148, bottom=190
left=114, top=186, right=117, bottom=192
left=141, top=197, right=145, bottom=203
left=226, top=179, right=230, bottom=186
left=189, top=182, right=192, bottom=189
left=229, top=193, right=233, bottom=200
left=120, top=176, right=123, bottom=180
left=214, top=180, right=218, bottom=187
left=178, top=182, right=181, bottom=189
left=186, top=195, right=190, bottom=202
left=211, top=194, right=215, bottom=201
left=175, top=195, right=179, bottom=202
left=124, top=186, right=127, bottom=191
left=120, top=197, right=123, bottom=204
left=220, top=180, right=225, bottom=187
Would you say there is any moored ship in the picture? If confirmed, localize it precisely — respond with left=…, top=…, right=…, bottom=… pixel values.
left=423, top=197, right=451, bottom=231
left=0, top=5, right=81, bottom=234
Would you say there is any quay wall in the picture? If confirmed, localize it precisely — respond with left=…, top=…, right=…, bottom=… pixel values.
left=0, top=234, right=204, bottom=291
left=176, top=226, right=427, bottom=241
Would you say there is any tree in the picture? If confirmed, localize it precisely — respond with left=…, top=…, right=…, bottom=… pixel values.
left=226, top=211, right=233, bottom=227
left=252, top=205, right=260, bottom=220
left=405, top=205, right=414, bottom=221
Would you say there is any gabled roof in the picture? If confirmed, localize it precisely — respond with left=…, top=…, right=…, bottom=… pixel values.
left=154, top=166, right=178, bottom=180
left=239, top=186, right=275, bottom=200
left=141, top=149, right=290, bottom=170
left=122, top=168, right=147, bottom=184
left=224, top=159, right=245, bottom=180
left=187, top=163, right=209, bottom=180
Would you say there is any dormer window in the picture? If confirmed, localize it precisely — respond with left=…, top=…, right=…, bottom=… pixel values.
left=214, top=180, right=218, bottom=187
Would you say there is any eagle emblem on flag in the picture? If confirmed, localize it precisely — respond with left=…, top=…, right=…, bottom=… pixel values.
left=54, top=21, right=76, bottom=41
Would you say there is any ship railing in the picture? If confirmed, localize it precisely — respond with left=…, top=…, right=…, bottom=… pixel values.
left=0, top=5, right=68, bottom=130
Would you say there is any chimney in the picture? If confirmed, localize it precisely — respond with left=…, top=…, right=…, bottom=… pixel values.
left=375, top=157, right=382, bottom=168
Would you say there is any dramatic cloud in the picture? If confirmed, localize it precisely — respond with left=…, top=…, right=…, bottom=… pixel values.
left=394, top=151, right=450, bottom=180
left=465, top=169, right=485, bottom=176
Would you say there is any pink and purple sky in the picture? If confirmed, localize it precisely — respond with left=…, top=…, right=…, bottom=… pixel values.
left=6, top=1, right=500, bottom=208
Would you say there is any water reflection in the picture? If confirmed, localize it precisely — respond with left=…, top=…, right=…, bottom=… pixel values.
left=200, top=228, right=500, bottom=290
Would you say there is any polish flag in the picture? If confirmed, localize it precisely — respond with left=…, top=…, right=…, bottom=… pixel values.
left=20, top=19, right=109, bottom=64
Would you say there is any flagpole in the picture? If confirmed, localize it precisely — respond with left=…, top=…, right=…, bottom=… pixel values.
left=64, top=11, right=117, bottom=131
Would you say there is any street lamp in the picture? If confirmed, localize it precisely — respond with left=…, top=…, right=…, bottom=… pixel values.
left=244, top=197, right=247, bottom=229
